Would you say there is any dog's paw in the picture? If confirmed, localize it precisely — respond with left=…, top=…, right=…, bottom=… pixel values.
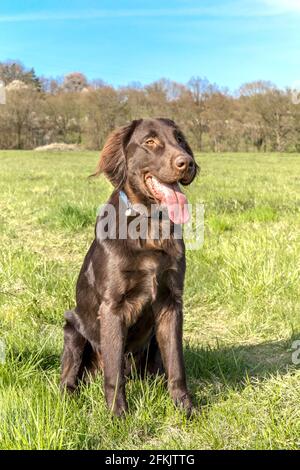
left=60, top=381, right=78, bottom=395
left=174, top=392, right=195, bottom=417
left=108, top=396, right=128, bottom=418
left=112, top=405, right=128, bottom=418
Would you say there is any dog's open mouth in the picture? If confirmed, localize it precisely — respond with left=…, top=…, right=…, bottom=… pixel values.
left=145, top=175, right=190, bottom=224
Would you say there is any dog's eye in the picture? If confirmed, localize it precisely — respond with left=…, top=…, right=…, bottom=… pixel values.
left=145, top=139, right=156, bottom=146
left=176, top=134, right=183, bottom=144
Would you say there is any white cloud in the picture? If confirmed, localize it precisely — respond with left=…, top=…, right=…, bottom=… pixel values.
left=0, top=2, right=299, bottom=23
left=261, top=0, right=300, bottom=13
left=0, top=8, right=220, bottom=23
left=0, top=3, right=276, bottom=23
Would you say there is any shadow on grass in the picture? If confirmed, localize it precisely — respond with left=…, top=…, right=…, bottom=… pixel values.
left=10, top=334, right=299, bottom=384
left=184, top=335, right=300, bottom=405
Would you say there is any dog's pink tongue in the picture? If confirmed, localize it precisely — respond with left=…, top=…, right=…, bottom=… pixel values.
left=160, top=182, right=190, bottom=224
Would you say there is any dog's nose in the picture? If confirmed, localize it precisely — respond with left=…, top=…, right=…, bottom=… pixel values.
left=174, top=155, right=194, bottom=172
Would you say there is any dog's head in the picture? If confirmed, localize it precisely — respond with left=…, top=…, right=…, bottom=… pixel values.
left=95, top=118, right=199, bottom=223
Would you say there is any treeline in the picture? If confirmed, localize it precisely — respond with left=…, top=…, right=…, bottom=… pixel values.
left=0, top=60, right=299, bottom=152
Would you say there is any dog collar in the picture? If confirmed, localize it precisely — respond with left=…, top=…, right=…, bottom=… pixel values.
left=119, top=190, right=169, bottom=220
left=119, top=190, right=136, bottom=217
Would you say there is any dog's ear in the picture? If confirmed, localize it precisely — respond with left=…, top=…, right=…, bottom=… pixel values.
left=93, top=120, right=140, bottom=188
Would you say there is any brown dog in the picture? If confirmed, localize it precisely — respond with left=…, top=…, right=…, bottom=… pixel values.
left=61, top=118, right=198, bottom=416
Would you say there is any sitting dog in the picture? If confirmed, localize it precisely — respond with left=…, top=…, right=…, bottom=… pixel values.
left=61, top=118, right=198, bottom=416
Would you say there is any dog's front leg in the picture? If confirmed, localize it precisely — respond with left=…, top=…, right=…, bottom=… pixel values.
left=99, top=303, right=128, bottom=416
left=155, top=302, right=193, bottom=415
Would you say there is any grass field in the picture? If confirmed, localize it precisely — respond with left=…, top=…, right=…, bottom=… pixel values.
left=0, top=150, right=299, bottom=450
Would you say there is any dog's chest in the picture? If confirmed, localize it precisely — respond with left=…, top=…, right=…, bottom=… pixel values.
left=131, top=253, right=174, bottom=294
left=139, top=255, right=168, bottom=296
left=116, top=252, right=177, bottom=326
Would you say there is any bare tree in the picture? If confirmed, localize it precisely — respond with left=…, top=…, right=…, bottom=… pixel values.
left=63, top=72, right=88, bottom=93
left=0, top=85, right=42, bottom=149
left=0, top=60, right=41, bottom=89
left=0, top=61, right=299, bottom=152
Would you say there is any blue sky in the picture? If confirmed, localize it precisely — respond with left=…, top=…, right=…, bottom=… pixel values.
left=0, top=0, right=299, bottom=91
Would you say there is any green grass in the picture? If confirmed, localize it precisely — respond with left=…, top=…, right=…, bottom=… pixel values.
left=0, top=150, right=299, bottom=450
